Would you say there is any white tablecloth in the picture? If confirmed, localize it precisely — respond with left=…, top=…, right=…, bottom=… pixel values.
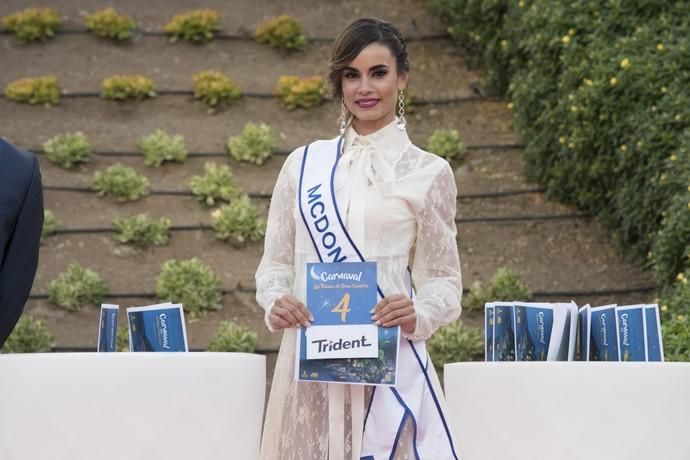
left=444, top=362, right=690, bottom=460
left=0, top=352, right=265, bottom=460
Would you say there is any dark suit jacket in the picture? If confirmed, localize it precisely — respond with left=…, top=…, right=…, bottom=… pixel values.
left=0, top=138, right=43, bottom=348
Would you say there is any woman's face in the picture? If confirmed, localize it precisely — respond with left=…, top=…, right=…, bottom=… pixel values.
left=341, top=42, right=408, bottom=135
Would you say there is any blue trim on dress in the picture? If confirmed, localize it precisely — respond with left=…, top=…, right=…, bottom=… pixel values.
left=409, top=341, right=459, bottom=459
left=297, top=143, right=324, bottom=263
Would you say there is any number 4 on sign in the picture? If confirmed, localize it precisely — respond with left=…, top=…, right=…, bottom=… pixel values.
left=331, top=293, right=351, bottom=322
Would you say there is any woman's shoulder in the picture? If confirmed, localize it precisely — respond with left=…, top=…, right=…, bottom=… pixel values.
left=402, top=142, right=453, bottom=178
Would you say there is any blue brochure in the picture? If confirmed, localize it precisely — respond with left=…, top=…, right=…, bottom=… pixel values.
left=296, top=262, right=399, bottom=386
left=485, top=303, right=494, bottom=361
left=492, top=303, right=515, bottom=361
left=127, top=303, right=188, bottom=352
left=616, top=305, right=647, bottom=361
left=97, top=304, right=119, bottom=352
left=514, top=303, right=553, bottom=361
left=589, top=305, right=619, bottom=361
left=645, top=305, right=664, bottom=361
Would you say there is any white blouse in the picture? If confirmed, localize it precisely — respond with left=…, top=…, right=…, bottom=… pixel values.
left=256, top=117, right=462, bottom=459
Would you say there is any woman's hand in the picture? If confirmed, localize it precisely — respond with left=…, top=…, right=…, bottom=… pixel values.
left=268, top=294, right=313, bottom=330
left=371, top=294, right=417, bottom=334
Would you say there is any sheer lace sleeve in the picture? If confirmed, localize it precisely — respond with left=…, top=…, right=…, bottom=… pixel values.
left=408, top=161, right=463, bottom=341
left=255, top=151, right=298, bottom=331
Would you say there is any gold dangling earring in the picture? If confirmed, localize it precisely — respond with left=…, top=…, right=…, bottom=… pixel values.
left=339, top=101, right=349, bottom=134
left=397, top=90, right=407, bottom=131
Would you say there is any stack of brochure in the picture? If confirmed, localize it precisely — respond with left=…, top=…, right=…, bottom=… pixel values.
left=484, top=302, right=664, bottom=362
left=578, top=304, right=663, bottom=361
left=97, top=303, right=189, bottom=352
left=485, top=302, right=578, bottom=361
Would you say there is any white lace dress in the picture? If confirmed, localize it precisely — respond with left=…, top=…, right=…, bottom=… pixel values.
left=256, top=117, right=463, bottom=459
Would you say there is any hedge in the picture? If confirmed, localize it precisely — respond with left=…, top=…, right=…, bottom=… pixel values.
left=434, top=0, right=690, bottom=360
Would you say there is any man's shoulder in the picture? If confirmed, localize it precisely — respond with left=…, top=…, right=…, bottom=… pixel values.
left=0, top=138, right=36, bottom=171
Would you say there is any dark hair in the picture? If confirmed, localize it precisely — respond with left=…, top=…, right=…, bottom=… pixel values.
left=328, top=18, right=409, bottom=102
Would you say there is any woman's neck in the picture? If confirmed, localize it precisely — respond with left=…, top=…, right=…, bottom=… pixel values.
left=351, top=113, right=396, bottom=136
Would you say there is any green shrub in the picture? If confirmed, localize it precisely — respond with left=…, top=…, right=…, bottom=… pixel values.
left=653, top=183, right=690, bottom=287
left=211, top=195, right=265, bottom=246
left=113, top=214, right=171, bottom=247
left=85, top=7, right=135, bottom=40
left=660, top=267, right=690, bottom=362
left=192, top=70, right=243, bottom=110
left=465, top=268, right=530, bottom=312
left=426, top=128, right=466, bottom=161
left=48, top=263, right=108, bottom=311
left=188, top=162, right=242, bottom=206
left=138, top=129, right=188, bottom=167
left=207, top=321, right=258, bottom=352
left=164, top=9, right=220, bottom=43
left=0, top=315, right=53, bottom=353
left=434, top=0, right=690, bottom=360
left=42, top=209, right=61, bottom=241
left=93, top=163, right=150, bottom=202
left=156, top=258, right=222, bottom=317
left=101, top=75, right=156, bottom=101
left=43, top=131, right=91, bottom=168
left=428, top=320, right=484, bottom=368
left=275, top=75, right=326, bottom=110
left=1, top=8, right=61, bottom=42
left=254, top=15, right=307, bottom=50
left=227, top=122, right=277, bottom=165
left=117, top=325, right=129, bottom=352
left=4, top=76, right=60, bottom=105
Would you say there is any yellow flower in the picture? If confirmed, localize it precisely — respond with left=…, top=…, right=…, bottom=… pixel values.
left=506, top=102, right=514, bottom=110
left=661, top=304, right=668, bottom=312
left=636, top=141, right=644, bottom=148
left=678, top=315, right=686, bottom=322
left=518, top=0, right=526, bottom=8
left=211, top=209, right=222, bottom=220
left=570, top=105, right=578, bottom=113
left=657, top=43, right=665, bottom=51
left=677, top=273, right=687, bottom=282
left=568, top=142, right=575, bottom=149
left=568, top=28, right=576, bottom=37
left=647, top=251, right=653, bottom=259
left=559, top=136, right=566, bottom=145
left=675, top=114, right=682, bottom=121
left=620, top=145, right=627, bottom=152
left=687, top=185, right=690, bottom=192
left=620, top=58, right=630, bottom=69
left=501, top=40, right=509, bottom=49
left=583, top=78, right=593, bottom=87
left=568, top=94, right=575, bottom=101
left=561, top=35, right=570, bottom=45
left=610, top=77, right=618, bottom=86
left=670, top=154, right=677, bottom=161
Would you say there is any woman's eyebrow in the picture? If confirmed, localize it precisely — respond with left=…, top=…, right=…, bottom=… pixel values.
left=343, top=64, right=389, bottom=73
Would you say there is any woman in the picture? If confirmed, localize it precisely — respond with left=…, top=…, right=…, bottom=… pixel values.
left=256, top=17, right=462, bottom=460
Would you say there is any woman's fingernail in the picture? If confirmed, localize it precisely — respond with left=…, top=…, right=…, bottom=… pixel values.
left=374, top=320, right=381, bottom=326
left=369, top=307, right=376, bottom=314
left=309, top=315, right=314, bottom=321
left=371, top=315, right=378, bottom=321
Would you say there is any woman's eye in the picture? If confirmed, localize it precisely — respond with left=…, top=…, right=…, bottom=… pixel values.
left=343, top=72, right=358, bottom=79
left=373, top=70, right=388, bottom=77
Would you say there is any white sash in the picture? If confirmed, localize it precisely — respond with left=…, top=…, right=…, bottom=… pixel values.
left=298, top=137, right=459, bottom=460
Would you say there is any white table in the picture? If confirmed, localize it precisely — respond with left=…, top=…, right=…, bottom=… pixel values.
left=444, top=362, right=690, bottom=460
left=0, top=352, right=265, bottom=460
